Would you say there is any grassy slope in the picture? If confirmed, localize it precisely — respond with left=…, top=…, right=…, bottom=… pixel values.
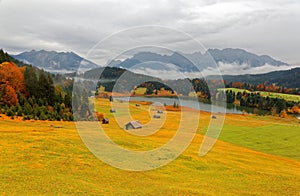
left=202, top=114, right=300, bottom=161
left=0, top=99, right=299, bottom=195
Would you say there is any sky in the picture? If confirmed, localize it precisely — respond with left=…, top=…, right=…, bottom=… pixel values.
left=1, top=0, right=300, bottom=65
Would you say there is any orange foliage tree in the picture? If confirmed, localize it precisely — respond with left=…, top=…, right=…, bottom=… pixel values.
left=280, top=109, right=288, bottom=118
left=292, top=105, right=299, bottom=114
left=256, top=84, right=265, bottom=91
left=0, top=62, right=26, bottom=93
left=0, top=62, right=27, bottom=106
left=0, top=84, right=18, bottom=106
left=232, top=82, right=243, bottom=88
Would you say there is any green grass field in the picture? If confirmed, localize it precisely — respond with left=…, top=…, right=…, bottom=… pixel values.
left=219, top=88, right=300, bottom=102
left=0, top=98, right=299, bottom=195
left=220, top=124, right=300, bottom=161
left=259, top=91, right=300, bottom=102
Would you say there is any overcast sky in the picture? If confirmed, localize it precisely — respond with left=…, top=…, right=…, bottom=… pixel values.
left=1, top=0, right=300, bottom=65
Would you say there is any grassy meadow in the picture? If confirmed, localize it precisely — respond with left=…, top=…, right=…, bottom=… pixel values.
left=0, top=98, right=300, bottom=195
left=219, top=88, right=300, bottom=102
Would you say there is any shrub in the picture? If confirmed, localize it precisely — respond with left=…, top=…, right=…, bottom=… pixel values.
left=23, top=115, right=31, bottom=120
left=39, top=111, right=47, bottom=120
left=6, top=109, right=14, bottom=117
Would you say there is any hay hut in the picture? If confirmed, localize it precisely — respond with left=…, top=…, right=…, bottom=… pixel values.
left=102, top=118, right=109, bottom=124
left=153, top=114, right=161, bottom=118
left=125, top=120, right=142, bottom=130
left=110, top=109, right=116, bottom=113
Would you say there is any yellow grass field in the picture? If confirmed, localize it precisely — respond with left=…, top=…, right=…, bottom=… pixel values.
left=0, top=98, right=300, bottom=195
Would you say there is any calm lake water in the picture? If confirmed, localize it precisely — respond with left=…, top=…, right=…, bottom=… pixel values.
left=116, top=96, right=243, bottom=114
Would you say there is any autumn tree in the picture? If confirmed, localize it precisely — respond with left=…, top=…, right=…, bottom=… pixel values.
left=0, top=62, right=27, bottom=106
left=292, top=105, right=299, bottom=114
left=0, top=62, right=26, bottom=94
left=0, top=84, right=18, bottom=106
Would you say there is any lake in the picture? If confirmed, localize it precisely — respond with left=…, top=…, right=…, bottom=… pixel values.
left=116, top=96, right=243, bottom=114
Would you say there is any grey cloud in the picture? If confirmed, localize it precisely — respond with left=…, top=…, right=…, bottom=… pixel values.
left=0, top=0, right=299, bottom=65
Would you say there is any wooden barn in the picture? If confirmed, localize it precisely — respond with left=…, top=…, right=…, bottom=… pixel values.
left=125, top=120, right=142, bottom=130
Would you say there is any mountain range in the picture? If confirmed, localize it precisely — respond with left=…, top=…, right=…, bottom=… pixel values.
left=12, top=48, right=288, bottom=74
left=110, top=48, right=288, bottom=72
left=12, top=49, right=98, bottom=73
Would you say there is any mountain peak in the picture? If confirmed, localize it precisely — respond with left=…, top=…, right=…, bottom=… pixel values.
left=206, top=48, right=287, bottom=67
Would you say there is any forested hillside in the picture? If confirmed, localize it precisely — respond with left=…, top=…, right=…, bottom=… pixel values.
left=0, top=49, right=73, bottom=121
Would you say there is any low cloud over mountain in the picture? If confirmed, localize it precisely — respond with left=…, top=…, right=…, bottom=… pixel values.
left=110, top=48, right=291, bottom=79
left=12, top=48, right=294, bottom=79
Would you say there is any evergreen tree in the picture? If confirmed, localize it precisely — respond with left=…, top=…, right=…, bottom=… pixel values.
left=0, top=49, right=11, bottom=63
left=6, top=108, right=14, bottom=117
left=24, top=66, right=38, bottom=97
left=17, top=92, right=26, bottom=106
left=23, top=102, right=32, bottom=115
left=39, top=111, right=47, bottom=120
left=37, top=71, right=49, bottom=100
left=47, top=73, right=55, bottom=105
left=64, top=91, right=72, bottom=108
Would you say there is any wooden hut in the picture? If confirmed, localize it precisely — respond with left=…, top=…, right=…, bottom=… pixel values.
left=110, top=109, right=116, bottom=113
left=125, top=120, right=142, bottom=130
left=153, top=114, right=161, bottom=118
left=102, top=118, right=109, bottom=124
